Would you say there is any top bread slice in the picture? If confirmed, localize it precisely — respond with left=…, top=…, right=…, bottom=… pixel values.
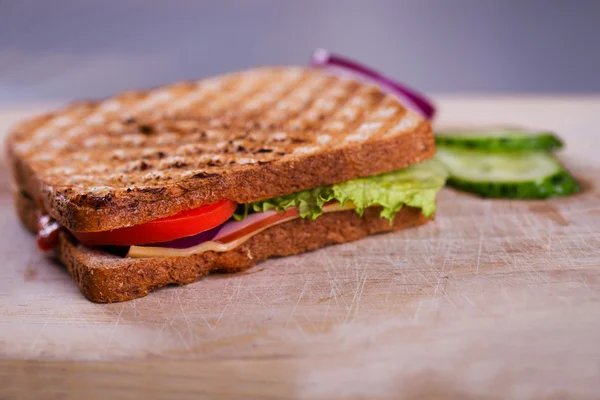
left=6, top=66, right=434, bottom=232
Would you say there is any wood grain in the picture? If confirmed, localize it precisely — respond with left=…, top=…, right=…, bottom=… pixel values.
left=1, top=97, right=600, bottom=399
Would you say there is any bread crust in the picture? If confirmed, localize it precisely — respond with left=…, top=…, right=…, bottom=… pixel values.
left=6, top=67, right=434, bottom=232
left=15, top=193, right=430, bottom=303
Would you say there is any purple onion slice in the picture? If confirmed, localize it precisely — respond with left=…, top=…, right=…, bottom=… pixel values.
left=145, top=224, right=222, bottom=249
left=311, top=48, right=436, bottom=119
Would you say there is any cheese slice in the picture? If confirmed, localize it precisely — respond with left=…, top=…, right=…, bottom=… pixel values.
left=127, top=202, right=354, bottom=258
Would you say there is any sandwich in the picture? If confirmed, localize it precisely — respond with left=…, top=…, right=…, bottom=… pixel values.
left=7, top=62, right=446, bottom=303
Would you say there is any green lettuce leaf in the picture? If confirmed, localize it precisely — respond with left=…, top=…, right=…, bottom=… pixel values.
left=233, top=158, right=448, bottom=223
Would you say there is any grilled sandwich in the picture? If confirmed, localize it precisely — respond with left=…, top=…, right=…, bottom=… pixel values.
left=7, top=66, right=444, bottom=302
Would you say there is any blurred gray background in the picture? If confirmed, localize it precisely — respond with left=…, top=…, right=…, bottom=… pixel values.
left=1, top=0, right=599, bottom=102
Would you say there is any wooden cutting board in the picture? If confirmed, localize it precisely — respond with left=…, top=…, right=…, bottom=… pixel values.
left=1, top=97, right=600, bottom=399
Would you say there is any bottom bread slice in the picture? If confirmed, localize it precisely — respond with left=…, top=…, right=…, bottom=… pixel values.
left=15, top=193, right=430, bottom=303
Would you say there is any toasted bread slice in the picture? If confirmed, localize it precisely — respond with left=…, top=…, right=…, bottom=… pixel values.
left=6, top=67, right=434, bottom=232
left=15, top=192, right=429, bottom=302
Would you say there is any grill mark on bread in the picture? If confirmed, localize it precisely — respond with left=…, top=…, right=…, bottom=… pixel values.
left=25, top=106, right=96, bottom=150
left=10, top=113, right=55, bottom=142
left=48, top=123, right=293, bottom=164
left=236, top=71, right=311, bottom=127
left=25, top=132, right=414, bottom=185
left=169, top=71, right=266, bottom=117
left=225, top=73, right=312, bottom=130
left=307, top=79, right=362, bottom=132
left=382, top=110, right=423, bottom=139
left=9, top=114, right=56, bottom=152
left=275, top=75, right=338, bottom=125
left=143, top=77, right=220, bottom=118
left=39, top=74, right=323, bottom=158
left=260, top=74, right=333, bottom=127
left=195, top=73, right=268, bottom=117
left=167, top=85, right=226, bottom=116
left=283, top=78, right=360, bottom=131
left=185, top=78, right=267, bottom=126
left=327, top=85, right=387, bottom=145
left=368, top=97, right=408, bottom=141
left=342, top=96, right=408, bottom=144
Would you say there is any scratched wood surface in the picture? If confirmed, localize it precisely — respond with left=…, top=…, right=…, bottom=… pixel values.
left=1, top=97, right=600, bottom=399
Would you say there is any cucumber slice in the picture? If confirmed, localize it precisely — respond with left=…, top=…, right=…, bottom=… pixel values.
left=435, top=126, right=563, bottom=151
left=436, top=147, right=579, bottom=199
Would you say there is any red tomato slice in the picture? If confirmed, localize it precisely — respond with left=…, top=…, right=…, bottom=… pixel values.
left=72, top=200, right=237, bottom=246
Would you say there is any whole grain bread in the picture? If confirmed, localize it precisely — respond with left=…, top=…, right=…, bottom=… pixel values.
left=6, top=66, right=434, bottom=232
left=16, top=193, right=430, bottom=303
